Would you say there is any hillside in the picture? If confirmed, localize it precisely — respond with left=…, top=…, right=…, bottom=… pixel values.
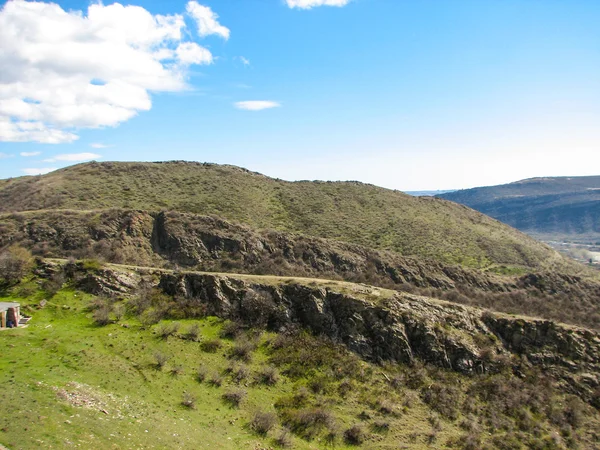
left=1, top=260, right=600, bottom=449
left=0, top=161, right=568, bottom=270
left=2, top=209, right=599, bottom=329
left=437, top=176, right=600, bottom=240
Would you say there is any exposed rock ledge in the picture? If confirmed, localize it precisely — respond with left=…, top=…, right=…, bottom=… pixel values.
left=45, top=261, right=600, bottom=406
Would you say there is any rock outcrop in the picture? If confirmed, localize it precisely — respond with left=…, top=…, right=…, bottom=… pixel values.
left=57, top=261, right=600, bottom=406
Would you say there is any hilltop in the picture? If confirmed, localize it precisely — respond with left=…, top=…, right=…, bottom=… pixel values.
left=0, top=161, right=569, bottom=270
left=438, top=176, right=600, bottom=241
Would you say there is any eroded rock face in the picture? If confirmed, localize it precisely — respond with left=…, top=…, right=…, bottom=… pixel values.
left=64, top=263, right=600, bottom=404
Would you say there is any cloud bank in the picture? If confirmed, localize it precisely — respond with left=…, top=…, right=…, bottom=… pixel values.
left=0, top=0, right=228, bottom=144
left=286, top=0, right=350, bottom=9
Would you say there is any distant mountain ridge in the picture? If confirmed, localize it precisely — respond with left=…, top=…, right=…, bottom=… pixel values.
left=0, top=160, right=567, bottom=270
left=438, top=175, right=600, bottom=240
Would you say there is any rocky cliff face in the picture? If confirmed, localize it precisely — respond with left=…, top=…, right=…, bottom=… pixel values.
left=52, top=261, right=599, bottom=406
left=6, top=209, right=600, bottom=330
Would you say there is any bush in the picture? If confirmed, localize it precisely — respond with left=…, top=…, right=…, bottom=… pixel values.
left=222, top=388, right=246, bottom=407
left=422, top=382, right=461, bottom=420
left=92, top=305, right=112, bottom=326
left=372, top=420, right=390, bottom=433
left=344, top=424, right=365, bottom=445
left=229, top=338, right=256, bottom=362
left=274, top=429, right=292, bottom=448
left=197, top=364, right=208, bottom=382
left=209, top=372, right=223, bottom=387
left=0, top=246, right=33, bottom=285
left=201, top=338, right=223, bottom=353
left=170, top=364, right=184, bottom=376
left=181, top=391, right=196, bottom=409
left=227, top=363, right=250, bottom=384
left=250, top=411, right=277, bottom=436
left=153, top=351, right=170, bottom=370
left=220, top=320, right=242, bottom=339
left=258, top=366, right=280, bottom=386
left=184, top=323, right=201, bottom=341
left=286, top=408, right=335, bottom=439
left=156, top=321, right=180, bottom=339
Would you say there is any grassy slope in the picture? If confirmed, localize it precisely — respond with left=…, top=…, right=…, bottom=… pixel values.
left=2, top=272, right=600, bottom=449
left=0, top=287, right=455, bottom=450
left=0, top=161, right=564, bottom=269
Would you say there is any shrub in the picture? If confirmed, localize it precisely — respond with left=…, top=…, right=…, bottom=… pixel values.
left=0, top=246, right=33, bottom=285
left=181, top=391, right=196, bottom=409
left=209, top=372, right=223, bottom=387
left=156, top=321, right=180, bottom=339
left=153, top=351, right=170, bottom=370
left=222, top=388, right=246, bottom=407
left=422, top=382, right=461, bottom=420
left=170, top=364, right=184, bottom=376
left=220, top=320, right=242, bottom=339
left=184, top=323, right=201, bottom=341
left=286, top=408, right=335, bottom=439
left=258, top=366, right=280, bottom=386
left=228, top=363, right=250, bottom=384
left=92, top=305, right=112, bottom=326
left=250, top=411, right=277, bottom=436
left=41, top=271, right=65, bottom=297
left=229, top=338, right=256, bottom=362
left=196, top=364, right=208, bottom=382
left=376, top=398, right=397, bottom=416
left=344, top=424, right=365, bottom=445
left=201, top=338, right=223, bottom=353
left=274, top=429, right=292, bottom=448
left=372, top=420, right=390, bottom=433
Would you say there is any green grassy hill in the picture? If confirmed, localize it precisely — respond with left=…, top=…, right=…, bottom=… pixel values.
left=0, top=161, right=567, bottom=269
left=2, top=263, right=600, bottom=449
left=438, top=176, right=600, bottom=240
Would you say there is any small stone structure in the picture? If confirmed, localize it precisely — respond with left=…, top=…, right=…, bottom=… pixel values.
left=0, top=302, right=20, bottom=328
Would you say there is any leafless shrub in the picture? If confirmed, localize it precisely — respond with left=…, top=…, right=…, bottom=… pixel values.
left=153, top=351, right=170, bottom=370
left=258, top=365, right=280, bottom=386
left=201, top=338, right=222, bottom=353
left=196, top=364, right=208, bottom=382
left=184, top=323, right=201, bottom=341
left=181, top=391, right=196, bottom=409
left=222, top=388, right=246, bottom=407
left=209, top=372, right=223, bottom=387
left=274, top=429, right=292, bottom=448
left=344, top=424, right=365, bottom=445
left=250, top=411, right=277, bottom=436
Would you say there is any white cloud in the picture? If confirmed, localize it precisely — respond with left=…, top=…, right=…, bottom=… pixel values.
left=286, top=0, right=350, bottom=9
left=175, top=42, right=213, bottom=65
left=20, top=151, right=41, bottom=156
left=90, top=143, right=110, bottom=149
left=0, top=1, right=224, bottom=144
left=186, top=1, right=230, bottom=39
left=23, top=167, right=56, bottom=175
left=239, top=56, right=250, bottom=66
left=0, top=152, right=14, bottom=159
left=234, top=101, right=281, bottom=111
left=44, top=152, right=101, bottom=162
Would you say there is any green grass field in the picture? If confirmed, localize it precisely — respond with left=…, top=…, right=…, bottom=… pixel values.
left=0, top=287, right=457, bottom=449
left=2, top=274, right=600, bottom=449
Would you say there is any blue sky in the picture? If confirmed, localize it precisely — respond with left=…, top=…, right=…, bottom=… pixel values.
left=0, top=0, right=599, bottom=190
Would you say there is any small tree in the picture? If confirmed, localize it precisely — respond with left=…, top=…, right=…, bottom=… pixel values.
left=0, top=246, right=33, bottom=285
